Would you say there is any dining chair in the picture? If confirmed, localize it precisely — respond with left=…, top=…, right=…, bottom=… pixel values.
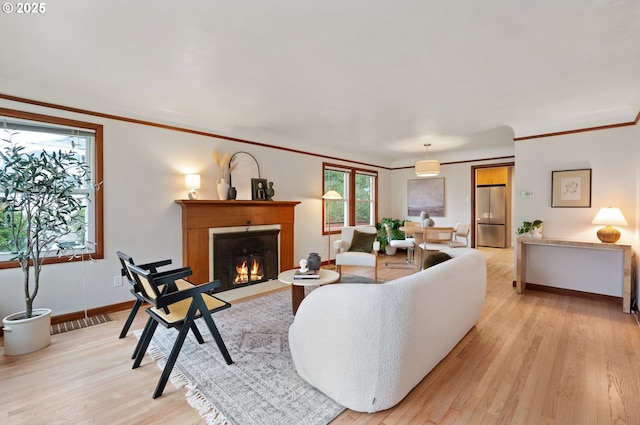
left=450, top=223, right=471, bottom=248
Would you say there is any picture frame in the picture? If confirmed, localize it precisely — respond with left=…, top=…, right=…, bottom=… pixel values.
left=551, top=168, right=592, bottom=208
left=251, top=178, right=268, bottom=201
left=407, top=177, right=445, bottom=216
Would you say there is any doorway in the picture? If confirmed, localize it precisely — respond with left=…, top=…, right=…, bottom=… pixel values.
left=470, top=163, right=514, bottom=248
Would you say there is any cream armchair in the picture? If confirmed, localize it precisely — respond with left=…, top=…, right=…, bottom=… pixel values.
left=334, top=226, right=380, bottom=283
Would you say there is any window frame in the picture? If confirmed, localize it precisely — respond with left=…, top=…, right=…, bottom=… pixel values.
left=0, top=107, right=104, bottom=268
left=322, top=162, right=378, bottom=235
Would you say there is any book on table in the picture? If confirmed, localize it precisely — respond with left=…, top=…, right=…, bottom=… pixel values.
left=294, top=270, right=320, bottom=279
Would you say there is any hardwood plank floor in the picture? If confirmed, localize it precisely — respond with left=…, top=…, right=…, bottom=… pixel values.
left=1, top=248, right=639, bottom=425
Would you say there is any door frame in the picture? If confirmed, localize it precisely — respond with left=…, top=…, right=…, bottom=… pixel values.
left=470, top=162, right=515, bottom=248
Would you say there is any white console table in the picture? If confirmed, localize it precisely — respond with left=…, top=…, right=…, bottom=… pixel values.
left=516, top=237, right=634, bottom=313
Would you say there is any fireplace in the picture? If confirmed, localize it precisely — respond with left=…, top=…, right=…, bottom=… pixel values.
left=210, top=227, right=280, bottom=292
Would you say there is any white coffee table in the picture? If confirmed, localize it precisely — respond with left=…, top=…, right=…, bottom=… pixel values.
left=278, top=268, right=340, bottom=314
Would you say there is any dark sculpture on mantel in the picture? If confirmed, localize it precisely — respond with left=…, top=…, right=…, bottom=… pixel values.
left=266, top=181, right=275, bottom=201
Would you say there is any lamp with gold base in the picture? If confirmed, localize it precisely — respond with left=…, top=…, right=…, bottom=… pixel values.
left=592, top=207, right=627, bottom=243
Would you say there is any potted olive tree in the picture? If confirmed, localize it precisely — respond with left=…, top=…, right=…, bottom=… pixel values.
left=0, top=133, right=89, bottom=355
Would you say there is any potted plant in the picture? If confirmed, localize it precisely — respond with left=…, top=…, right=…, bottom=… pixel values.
left=517, top=220, right=543, bottom=238
left=0, top=133, right=90, bottom=355
left=376, top=218, right=404, bottom=255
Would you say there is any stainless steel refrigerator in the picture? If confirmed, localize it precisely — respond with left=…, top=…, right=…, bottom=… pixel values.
left=476, top=185, right=507, bottom=248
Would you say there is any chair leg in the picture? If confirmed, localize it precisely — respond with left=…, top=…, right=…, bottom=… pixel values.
left=201, top=307, right=233, bottom=365
left=132, top=316, right=153, bottom=360
left=119, top=298, right=142, bottom=339
left=133, top=319, right=158, bottom=368
left=153, top=319, right=193, bottom=399
left=190, top=322, right=205, bottom=344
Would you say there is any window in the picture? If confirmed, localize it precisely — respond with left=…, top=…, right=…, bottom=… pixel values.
left=323, top=163, right=377, bottom=233
left=0, top=108, right=103, bottom=267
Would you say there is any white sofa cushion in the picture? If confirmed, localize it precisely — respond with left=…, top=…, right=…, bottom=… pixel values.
left=288, top=248, right=486, bottom=413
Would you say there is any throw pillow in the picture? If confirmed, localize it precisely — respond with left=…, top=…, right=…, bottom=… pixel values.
left=423, top=252, right=452, bottom=269
left=348, top=230, right=377, bottom=252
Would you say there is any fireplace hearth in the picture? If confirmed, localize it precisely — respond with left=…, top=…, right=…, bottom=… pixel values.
left=211, top=229, right=280, bottom=292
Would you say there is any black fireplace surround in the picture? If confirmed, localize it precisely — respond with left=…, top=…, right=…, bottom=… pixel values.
left=211, top=229, right=280, bottom=292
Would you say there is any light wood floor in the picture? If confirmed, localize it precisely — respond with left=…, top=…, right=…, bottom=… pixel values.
left=2, top=248, right=639, bottom=425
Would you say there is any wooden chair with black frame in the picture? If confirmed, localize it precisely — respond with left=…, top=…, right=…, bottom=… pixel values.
left=116, top=251, right=195, bottom=339
left=126, top=262, right=233, bottom=399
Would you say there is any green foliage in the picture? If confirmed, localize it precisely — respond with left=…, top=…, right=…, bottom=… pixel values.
left=375, top=217, right=404, bottom=251
left=517, top=219, right=543, bottom=236
left=0, top=133, right=90, bottom=318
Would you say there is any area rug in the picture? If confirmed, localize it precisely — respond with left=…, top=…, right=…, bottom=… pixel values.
left=51, top=313, right=112, bottom=335
left=136, top=290, right=345, bottom=425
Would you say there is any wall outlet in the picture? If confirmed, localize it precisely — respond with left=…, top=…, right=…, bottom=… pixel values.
left=113, top=275, right=123, bottom=287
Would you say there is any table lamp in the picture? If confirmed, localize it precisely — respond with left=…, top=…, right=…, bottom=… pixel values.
left=592, top=207, right=627, bottom=243
left=185, top=174, right=201, bottom=200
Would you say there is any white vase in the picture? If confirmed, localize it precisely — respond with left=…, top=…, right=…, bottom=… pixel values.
left=217, top=178, right=230, bottom=200
left=3, top=308, right=52, bottom=356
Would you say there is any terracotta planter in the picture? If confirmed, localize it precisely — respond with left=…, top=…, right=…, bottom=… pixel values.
left=2, top=308, right=52, bottom=356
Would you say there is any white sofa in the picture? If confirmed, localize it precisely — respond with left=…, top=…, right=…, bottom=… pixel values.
left=288, top=248, right=486, bottom=413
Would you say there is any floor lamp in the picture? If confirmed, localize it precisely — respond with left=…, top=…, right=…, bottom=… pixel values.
left=322, top=189, right=343, bottom=269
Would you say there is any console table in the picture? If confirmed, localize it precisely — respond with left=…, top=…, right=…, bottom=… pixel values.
left=516, top=237, right=633, bottom=313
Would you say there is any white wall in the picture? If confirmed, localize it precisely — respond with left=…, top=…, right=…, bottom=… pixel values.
left=390, top=145, right=516, bottom=227
left=0, top=99, right=391, bottom=320
left=514, top=125, right=640, bottom=300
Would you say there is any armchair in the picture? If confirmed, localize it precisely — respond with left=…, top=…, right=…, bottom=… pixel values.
left=116, top=251, right=193, bottom=339
left=383, top=223, right=415, bottom=269
left=334, top=226, right=380, bottom=283
left=126, top=263, right=233, bottom=398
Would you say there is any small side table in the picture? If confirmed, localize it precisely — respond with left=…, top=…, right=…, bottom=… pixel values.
left=278, top=268, right=340, bottom=315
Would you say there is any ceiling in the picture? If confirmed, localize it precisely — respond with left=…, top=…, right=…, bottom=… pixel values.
left=1, top=0, right=639, bottom=166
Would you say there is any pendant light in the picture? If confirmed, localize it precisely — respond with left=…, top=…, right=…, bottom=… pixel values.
left=415, top=143, right=440, bottom=177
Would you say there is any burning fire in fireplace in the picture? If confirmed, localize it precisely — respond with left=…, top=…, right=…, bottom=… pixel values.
left=233, top=256, right=264, bottom=284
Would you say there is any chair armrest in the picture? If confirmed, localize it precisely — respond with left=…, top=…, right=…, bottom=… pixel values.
left=138, top=259, right=172, bottom=273
left=334, top=239, right=348, bottom=253
left=153, top=267, right=193, bottom=293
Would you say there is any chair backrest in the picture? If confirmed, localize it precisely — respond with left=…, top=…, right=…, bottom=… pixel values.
left=423, top=227, right=455, bottom=243
left=125, top=262, right=163, bottom=302
left=455, top=223, right=470, bottom=238
left=340, top=226, right=377, bottom=245
left=117, top=251, right=139, bottom=291
left=383, top=223, right=393, bottom=241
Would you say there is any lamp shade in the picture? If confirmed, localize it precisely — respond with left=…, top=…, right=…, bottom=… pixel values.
left=592, top=207, right=627, bottom=243
left=592, top=207, right=628, bottom=226
left=322, top=189, right=343, bottom=200
left=415, top=160, right=440, bottom=177
left=185, top=174, right=201, bottom=190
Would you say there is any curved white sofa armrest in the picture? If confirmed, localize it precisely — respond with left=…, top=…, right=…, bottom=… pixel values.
left=289, top=248, right=486, bottom=412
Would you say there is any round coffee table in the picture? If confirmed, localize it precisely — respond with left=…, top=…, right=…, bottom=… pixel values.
left=278, top=268, right=340, bottom=315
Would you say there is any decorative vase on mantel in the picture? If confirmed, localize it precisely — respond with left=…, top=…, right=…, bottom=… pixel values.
left=217, top=178, right=230, bottom=200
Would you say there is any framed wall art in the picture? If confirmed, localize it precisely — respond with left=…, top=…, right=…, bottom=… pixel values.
left=251, top=178, right=268, bottom=201
left=407, top=177, right=445, bottom=216
left=551, top=168, right=591, bottom=208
